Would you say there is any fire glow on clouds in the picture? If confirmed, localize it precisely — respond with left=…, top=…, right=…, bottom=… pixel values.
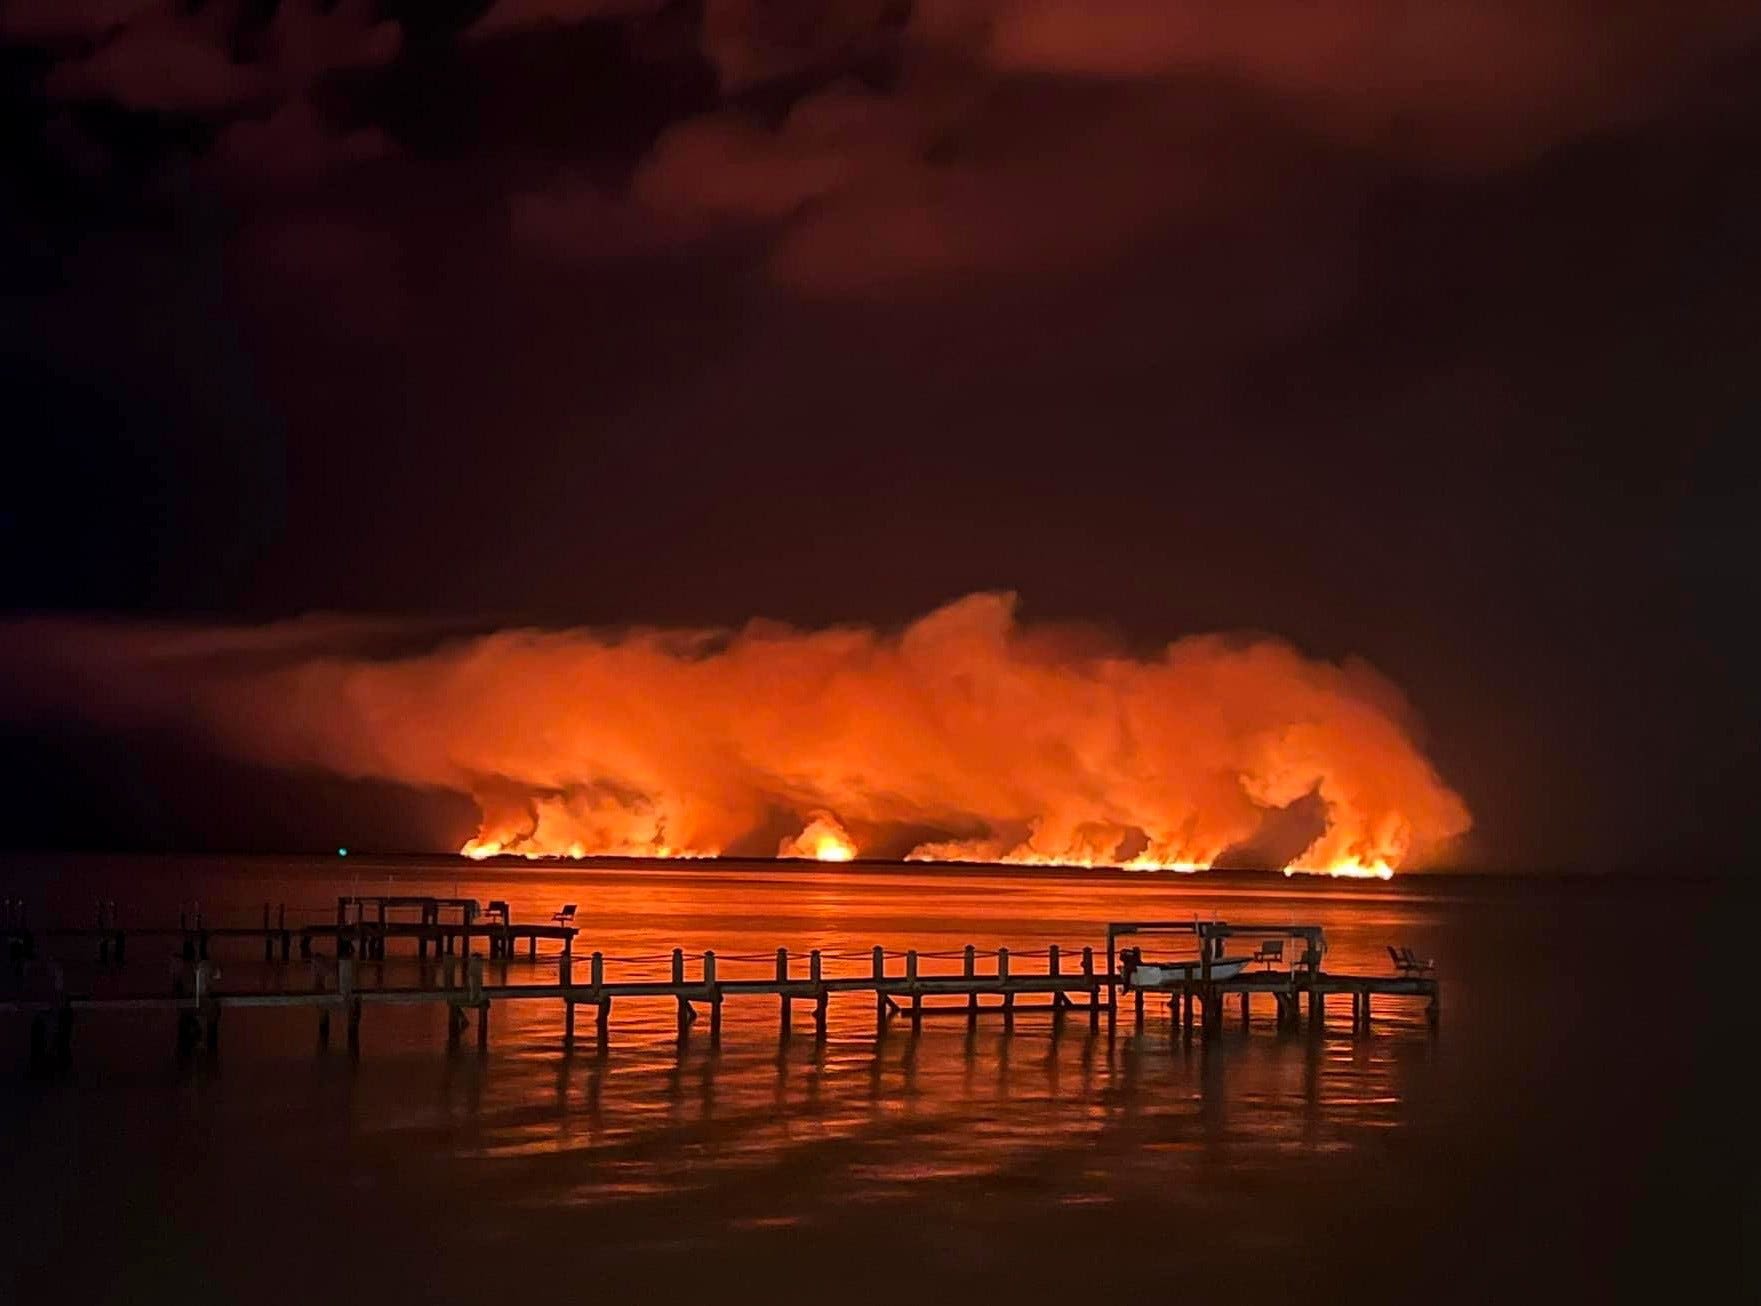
left=11, top=594, right=1470, bottom=876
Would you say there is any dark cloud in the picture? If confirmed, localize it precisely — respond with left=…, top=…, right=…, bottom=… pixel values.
left=40, top=0, right=399, bottom=112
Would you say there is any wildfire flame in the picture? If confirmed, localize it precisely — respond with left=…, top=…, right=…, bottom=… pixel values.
left=780, top=812, right=858, bottom=862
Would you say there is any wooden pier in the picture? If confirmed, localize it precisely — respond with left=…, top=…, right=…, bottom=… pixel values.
left=2, top=900, right=1439, bottom=1071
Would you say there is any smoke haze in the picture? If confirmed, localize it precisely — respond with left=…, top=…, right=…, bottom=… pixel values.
left=4, top=594, right=1469, bottom=874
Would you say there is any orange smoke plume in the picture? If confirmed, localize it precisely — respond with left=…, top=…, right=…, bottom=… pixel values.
left=164, top=592, right=1468, bottom=874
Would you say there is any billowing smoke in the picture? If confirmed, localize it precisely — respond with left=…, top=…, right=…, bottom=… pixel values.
left=4, top=593, right=1469, bottom=874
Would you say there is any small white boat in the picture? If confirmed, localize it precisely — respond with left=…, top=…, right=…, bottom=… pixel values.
left=1129, top=956, right=1253, bottom=987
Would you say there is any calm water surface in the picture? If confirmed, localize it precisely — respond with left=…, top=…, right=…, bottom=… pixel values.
left=0, top=856, right=1749, bottom=1302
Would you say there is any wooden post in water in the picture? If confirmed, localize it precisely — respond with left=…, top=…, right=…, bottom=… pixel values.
left=263, top=903, right=273, bottom=962
left=593, top=952, right=609, bottom=1046
left=341, top=959, right=361, bottom=1055
left=279, top=903, right=289, bottom=962
left=777, top=948, right=791, bottom=1036
left=964, top=944, right=977, bottom=1023
left=561, top=949, right=575, bottom=1049
left=1105, top=931, right=1117, bottom=1031
left=1083, top=947, right=1097, bottom=1031
left=811, top=950, right=827, bottom=1038
left=1360, top=990, right=1371, bottom=1033
left=194, top=960, right=220, bottom=1053
left=907, top=950, right=921, bottom=1032
left=873, top=946, right=886, bottom=1033
left=1183, top=983, right=1194, bottom=1038
left=999, top=947, right=1013, bottom=1031
left=472, top=957, right=489, bottom=1052
left=673, top=948, right=693, bottom=1038
left=1240, top=989, right=1250, bottom=1030
left=1048, top=945, right=1063, bottom=1027
left=314, top=959, right=330, bottom=1049
left=705, top=951, right=721, bottom=1045
left=174, top=960, right=199, bottom=1056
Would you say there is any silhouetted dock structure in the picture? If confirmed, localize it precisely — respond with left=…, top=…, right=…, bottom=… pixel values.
left=2, top=896, right=1439, bottom=1070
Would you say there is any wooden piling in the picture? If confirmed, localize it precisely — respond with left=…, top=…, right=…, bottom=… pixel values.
left=561, top=951, right=575, bottom=1048
left=907, top=950, right=922, bottom=1032
left=1083, top=947, right=1097, bottom=1030
left=999, top=948, right=1013, bottom=1030
left=811, top=950, right=827, bottom=1038
left=341, top=959, right=361, bottom=1054
left=594, top=950, right=609, bottom=1045
left=964, top=944, right=977, bottom=1021
left=777, top=948, right=791, bottom=1034
left=673, top=948, right=692, bottom=1038
left=706, top=951, right=721, bottom=1044
left=873, top=946, right=886, bottom=1032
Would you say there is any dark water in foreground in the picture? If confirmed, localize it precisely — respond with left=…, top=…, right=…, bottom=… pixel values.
left=0, top=856, right=1751, bottom=1302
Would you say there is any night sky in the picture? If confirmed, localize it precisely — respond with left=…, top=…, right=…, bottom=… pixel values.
left=2, top=1, right=1756, bottom=870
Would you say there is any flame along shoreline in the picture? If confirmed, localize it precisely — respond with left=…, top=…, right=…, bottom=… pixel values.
left=458, top=840, right=1396, bottom=880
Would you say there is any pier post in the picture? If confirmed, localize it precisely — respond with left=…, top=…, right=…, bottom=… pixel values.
left=906, top=950, right=921, bottom=1032
left=1360, top=991, right=1371, bottom=1033
left=593, top=949, right=609, bottom=1046
left=811, top=950, right=826, bottom=1038
left=673, top=949, right=693, bottom=1039
left=706, top=952, right=721, bottom=1045
left=341, top=959, right=361, bottom=1055
left=1083, top=948, right=1097, bottom=1031
left=50, top=964, right=72, bottom=1069
left=279, top=903, right=289, bottom=962
left=1241, top=990, right=1250, bottom=1030
left=175, top=962, right=200, bottom=1055
left=999, top=948, right=1013, bottom=1031
left=964, top=945, right=977, bottom=1023
left=314, top=960, right=330, bottom=1049
left=777, top=948, right=791, bottom=1035
left=195, top=960, right=220, bottom=1053
left=873, top=946, right=887, bottom=1033
left=1427, top=986, right=1440, bottom=1033
left=561, top=950, right=575, bottom=1049
left=1048, top=946, right=1063, bottom=1028
left=1183, top=984, right=1194, bottom=1038
left=263, top=903, right=273, bottom=963
left=1105, top=931, right=1117, bottom=1031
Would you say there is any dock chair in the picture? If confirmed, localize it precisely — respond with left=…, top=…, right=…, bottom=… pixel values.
left=484, top=900, right=510, bottom=925
left=1251, top=939, right=1284, bottom=970
left=1388, top=945, right=1435, bottom=975
left=551, top=904, right=577, bottom=928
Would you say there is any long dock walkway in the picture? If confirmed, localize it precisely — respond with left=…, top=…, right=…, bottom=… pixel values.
left=0, top=901, right=1436, bottom=1077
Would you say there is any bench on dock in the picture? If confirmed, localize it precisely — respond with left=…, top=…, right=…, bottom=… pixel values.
left=552, top=904, right=577, bottom=927
left=1251, top=939, right=1283, bottom=969
left=1388, top=945, right=1434, bottom=975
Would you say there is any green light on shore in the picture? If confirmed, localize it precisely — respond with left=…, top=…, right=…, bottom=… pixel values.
left=338, top=847, right=349, bottom=857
